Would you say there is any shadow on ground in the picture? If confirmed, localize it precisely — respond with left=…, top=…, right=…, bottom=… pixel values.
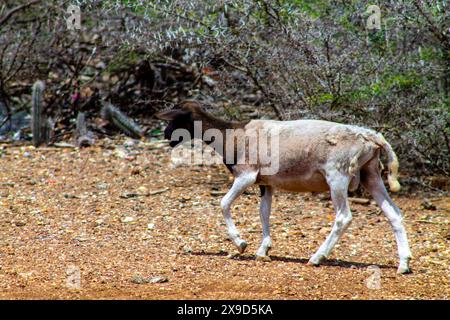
left=189, top=251, right=396, bottom=270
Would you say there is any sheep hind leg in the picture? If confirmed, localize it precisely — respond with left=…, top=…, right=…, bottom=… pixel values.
left=309, top=173, right=352, bottom=265
left=220, top=171, right=257, bottom=254
left=361, top=161, right=411, bottom=274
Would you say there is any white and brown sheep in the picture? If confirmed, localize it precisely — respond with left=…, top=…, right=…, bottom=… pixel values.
left=157, top=101, right=412, bottom=274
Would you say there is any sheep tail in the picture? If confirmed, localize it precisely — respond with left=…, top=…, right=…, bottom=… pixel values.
left=367, top=132, right=401, bottom=192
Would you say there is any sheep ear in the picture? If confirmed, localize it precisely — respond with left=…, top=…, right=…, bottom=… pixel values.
left=155, top=109, right=188, bottom=121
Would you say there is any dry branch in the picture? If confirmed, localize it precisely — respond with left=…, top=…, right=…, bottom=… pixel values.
left=0, top=0, right=41, bottom=27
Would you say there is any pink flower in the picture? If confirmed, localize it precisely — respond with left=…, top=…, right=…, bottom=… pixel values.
left=71, top=92, right=80, bottom=103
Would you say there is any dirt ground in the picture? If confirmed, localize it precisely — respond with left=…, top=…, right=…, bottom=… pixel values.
left=0, top=138, right=448, bottom=300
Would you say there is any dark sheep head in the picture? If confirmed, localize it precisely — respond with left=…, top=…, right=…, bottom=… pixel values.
left=155, top=101, right=201, bottom=148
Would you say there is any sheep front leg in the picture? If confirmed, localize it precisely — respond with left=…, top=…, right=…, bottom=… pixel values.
left=309, top=173, right=352, bottom=265
left=256, top=185, right=273, bottom=261
left=220, top=171, right=257, bottom=254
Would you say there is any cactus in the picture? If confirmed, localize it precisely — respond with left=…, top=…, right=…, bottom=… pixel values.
left=76, top=111, right=88, bottom=137
left=75, top=111, right=94, bottom=147
left=43, top=117, right=54, bottom=145
left=101, top=103, right=143, bottom=139
left=31, top=81, right=54, bottom=147
left=31, top=80, right=46, bottom=147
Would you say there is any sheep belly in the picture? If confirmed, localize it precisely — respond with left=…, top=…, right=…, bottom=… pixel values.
left=257, top=170, right=329, bottom=192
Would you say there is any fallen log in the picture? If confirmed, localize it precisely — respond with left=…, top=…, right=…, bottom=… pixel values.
left=101, top=103, right=143, bottom=139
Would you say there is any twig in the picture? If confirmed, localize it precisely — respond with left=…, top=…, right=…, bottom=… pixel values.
left=0, top=114, right=10, bottom=130
left=0, top=0, right=41, bottom=27
left=415, top=220, right=449, bottom=225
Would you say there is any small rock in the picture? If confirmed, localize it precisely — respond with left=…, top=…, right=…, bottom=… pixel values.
left=131, top=275, right=168, bottom=284
left=210, top=190, right=227, bottom=196
left=53, top=142, right=76, bottom=148
left=64, top=194, right=80, bottom=199
left=96, top=183, right=108, bottom=190
left=114, top=148, right=128, bottom=159
left=179, top=195, right=191, bottom=203
left=147, top=223, right=155, bottom=230
left=149, top=276, right=168, bottom=284
left=122, top=216, right=135, bottom=223
left=149, top=188, right=169, bottom=195
left=183, top=246, right=192, bottom=254
left=131, top=168, right=141, bottom=175
left=137, top=186, right=149, bottom=195
left=131, top=275, right=147, bottom=284
left=120, top=192, right=139, bottom=199
left=14, top=221, right=27, bottom=227
left=96, top=61, right=106, bottom=69
left=124, top=139, right=136, bottom=148
left=256, top=255, right=271, bottom=262
left=74, top=235, right=89, bottom=242
left=421, top=199, right=437, bottom=211
left=141, top=233, right=151, bottom=240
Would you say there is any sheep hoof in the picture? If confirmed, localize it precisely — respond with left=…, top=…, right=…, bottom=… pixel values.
left=308, top=255, right=325, bottom=266
left=397, top=266, right=412, bottom=274
left=256, top=255, right=271, bottom=262
left=397, top=257, right=412, bottom=274
left=236, top=240, right=248, bottom=254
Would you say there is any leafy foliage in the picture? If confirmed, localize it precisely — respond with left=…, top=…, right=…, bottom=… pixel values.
left=0, top=0, right=448, bottom=175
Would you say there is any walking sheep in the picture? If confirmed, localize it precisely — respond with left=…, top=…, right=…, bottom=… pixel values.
left=157, top=101, right=411, bottom=274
